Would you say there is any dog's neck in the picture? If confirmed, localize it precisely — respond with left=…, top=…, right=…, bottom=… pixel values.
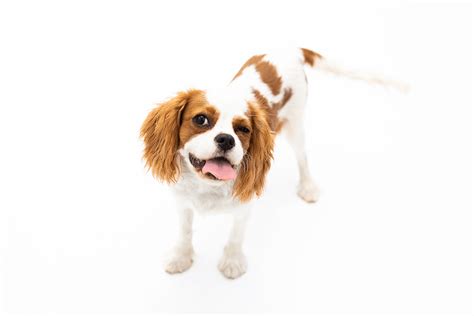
left=171, top=156, right=239, bottom=214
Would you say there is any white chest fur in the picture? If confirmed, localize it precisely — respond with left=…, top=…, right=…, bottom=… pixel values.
left=172, top=162, right=241, bottom=214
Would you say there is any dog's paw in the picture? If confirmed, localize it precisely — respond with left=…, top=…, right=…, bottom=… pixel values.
left=164, top=249, right=194, bottom=274
left=218, top=250, right=247, bottom=279
left=297, top=180, right=320, bottom=203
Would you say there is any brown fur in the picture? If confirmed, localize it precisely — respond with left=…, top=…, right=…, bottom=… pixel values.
left=252, top=88, right=293, bottom=132
left=272, top=87, right=293, bottom=111
left=232, top=54, right=282, bottom=95
left=301, top=48, right=322, bottom=67
left=232, top=54, right=265, bottom=80
left=140, top=89, right=210, bottom=182
left=232, top=116, right=252, bottom=152
left=255, top=60, right=282, bottom=95
left=274, top=118, right=287, bottom=133
left=179, top=95, right=220, bottom=148
left=233, top=103, right=274, bottom=202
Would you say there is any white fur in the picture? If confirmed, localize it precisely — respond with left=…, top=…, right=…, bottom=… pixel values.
left=161, top=48, right=321, bottom=279
left=161, top=48, right=405, bottom=278
left=317, top=58, right=410, bottom=92
left=180, top=110, right=244, bottom=168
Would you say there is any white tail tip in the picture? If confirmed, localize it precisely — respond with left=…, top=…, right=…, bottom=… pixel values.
left=317, top=58, right=410, bottom=93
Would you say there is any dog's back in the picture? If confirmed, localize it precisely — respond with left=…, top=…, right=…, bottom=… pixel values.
left=228, top=48, right=321, bottom=134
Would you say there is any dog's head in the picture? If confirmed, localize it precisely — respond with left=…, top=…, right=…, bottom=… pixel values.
left=140, top=89, right=274, bottom=202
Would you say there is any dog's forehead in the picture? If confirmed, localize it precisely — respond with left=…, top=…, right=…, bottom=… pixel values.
left=205, top=88, right=248, bottom=120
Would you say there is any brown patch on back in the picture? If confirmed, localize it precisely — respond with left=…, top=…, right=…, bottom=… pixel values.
left=232, top=54, right=265, bottom=80
left=272, top=88, right=293, bottom=111
left=233, top=54, right=283, bottom=96
left=301, top=48, right=322, bottom=67
left=252, top=88, right=293, bottom=133
left=255, top=61, right=282, bottom=95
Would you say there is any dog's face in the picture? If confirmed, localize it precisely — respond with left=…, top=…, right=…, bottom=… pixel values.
left=178, top=90, right=248, bottom=183
left=140, top=89, right=274, bottom=201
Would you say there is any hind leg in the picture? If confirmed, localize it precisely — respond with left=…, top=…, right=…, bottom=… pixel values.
left=283, top=117, right=320, bottom=203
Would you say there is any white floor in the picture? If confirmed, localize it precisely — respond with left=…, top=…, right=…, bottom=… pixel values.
left=1, top=1, right=471, bottom=314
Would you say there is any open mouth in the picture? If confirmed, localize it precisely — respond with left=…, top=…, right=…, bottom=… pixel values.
left=189, top=153, right=237, bottom=181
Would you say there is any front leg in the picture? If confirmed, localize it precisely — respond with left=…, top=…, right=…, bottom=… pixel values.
left=218, top=206, right=250, bottom=279
left=165, top=204, right=194, bottom=274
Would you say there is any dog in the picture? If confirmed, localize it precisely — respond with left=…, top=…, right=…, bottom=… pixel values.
left=140, top=48, right=404, bottom=279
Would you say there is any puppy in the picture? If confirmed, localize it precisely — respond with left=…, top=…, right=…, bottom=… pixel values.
left=140, top=48, right=401, bottom=279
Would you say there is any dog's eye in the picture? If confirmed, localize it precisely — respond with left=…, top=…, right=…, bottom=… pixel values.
left=235, top=125, right=250, bottom=134
left=193, top=114, right=209, bottom=127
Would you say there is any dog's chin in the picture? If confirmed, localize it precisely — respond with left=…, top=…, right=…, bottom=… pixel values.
left=187, top=152, right=239, bottom=183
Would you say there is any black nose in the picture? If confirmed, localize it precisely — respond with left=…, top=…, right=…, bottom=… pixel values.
left=214, top=133, right=235, bottom=151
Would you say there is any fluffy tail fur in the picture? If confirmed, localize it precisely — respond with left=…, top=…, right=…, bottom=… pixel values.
left=300, top=48, right=409, bottom=93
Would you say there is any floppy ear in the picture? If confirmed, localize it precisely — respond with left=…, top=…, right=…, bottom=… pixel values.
left=233, top=103, right=274, bottom=202
left=140, top=91, right=190, bottom=182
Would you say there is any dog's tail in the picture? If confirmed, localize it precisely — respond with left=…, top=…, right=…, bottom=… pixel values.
left=300, top=48, right=409, bottom=93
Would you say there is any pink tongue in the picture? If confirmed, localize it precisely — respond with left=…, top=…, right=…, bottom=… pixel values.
left=202, top=159, right=237, bottom=180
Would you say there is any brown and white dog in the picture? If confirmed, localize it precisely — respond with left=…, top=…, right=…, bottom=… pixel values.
left=141, top=48, right=402, bottom=279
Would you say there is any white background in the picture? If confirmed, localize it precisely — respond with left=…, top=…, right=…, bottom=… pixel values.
left=0, top=0, right=472, bottom=314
